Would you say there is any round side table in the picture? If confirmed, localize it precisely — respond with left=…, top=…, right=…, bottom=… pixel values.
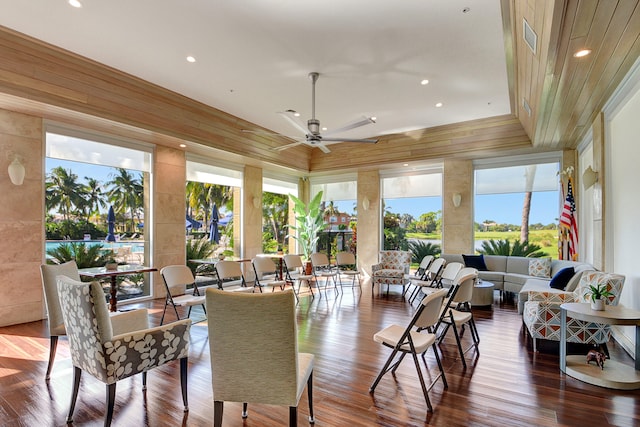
left=470, top=280, right=494, bottom=307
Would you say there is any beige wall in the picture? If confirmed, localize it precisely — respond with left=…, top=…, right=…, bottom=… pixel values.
left=357, top=170, right=381, bottom=275
left=152, top=146, right=186, bottom=297
left=242, top=165, right=263, bottom=262
left=0, top=109, right=44, bottom=327
left=442, top=159, right=473, bottom=254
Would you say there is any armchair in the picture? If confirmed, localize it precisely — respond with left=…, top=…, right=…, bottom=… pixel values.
left=523, top=271, right=625, bottom=352
left=371, top=250, right=412, bottom=296
left=56, top=276, right=191, bottom=426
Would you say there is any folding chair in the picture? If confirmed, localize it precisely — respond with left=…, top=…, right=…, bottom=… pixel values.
left=214, top=261, right=255, bottom=293
left=335, top=251, right=361, bottom=289
left=369, top=288, right=449, bottom=412
left=252, top=256, right=296, bottom=300
left=160, top=265, right=207, bottom=325
left=283, top=254, right=315, bottom=297
left=408, top=257, right=446, bottom=302
left=310, top=252, right=338, bottom=294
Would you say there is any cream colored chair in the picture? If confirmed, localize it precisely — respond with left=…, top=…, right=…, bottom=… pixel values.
left=252, top=256, right=289, bottom=293
left=437, top=261, right=463, bottom=288
left=160, top=265, right=207, bottom=325
left=408, top=257, right=446, bottom=302
left=214, top=260, right=256, bottom=293
left=283, top=254, right=315, bottom=297
left=409, top=255, right=434, bottom=281
left=436, top=267, right=480, bottom=368
left=40, top=261, right=148, bottom=380
left=310, top=252, right=338, bottom=294
left=57, top=276, right=190, bottom=426
left=206, top=288, right=315, bottom=426
left=369, top=288, right=449, bottom=412
left=371, top=250, right=412, bottom=296
left=335, top=251, right=361, bottom=288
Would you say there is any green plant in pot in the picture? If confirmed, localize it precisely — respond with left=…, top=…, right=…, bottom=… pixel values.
left=584, top=282, right=613, bottom=311
left=288, top=191, right=325, bottom=273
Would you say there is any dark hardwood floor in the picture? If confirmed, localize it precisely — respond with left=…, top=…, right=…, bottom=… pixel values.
left=1, top=281, right=639, bottom=426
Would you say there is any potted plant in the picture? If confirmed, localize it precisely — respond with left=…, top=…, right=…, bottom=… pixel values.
left=584, top=282, right=613, bottom=311
left=288, top=191, right=325, bottom=274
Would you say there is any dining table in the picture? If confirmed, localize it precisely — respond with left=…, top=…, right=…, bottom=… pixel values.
left=79, top=264, right=157, bottom=312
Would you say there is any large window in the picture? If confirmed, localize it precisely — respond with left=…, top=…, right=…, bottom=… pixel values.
left=186, top=159, right=242, bottom=258
left=474, top=155, right=559, bottom=257
left=381, top=170, right=443, bottom=251
left=311, top=174, right=357, bottom=258
left=45, top=126, right=153, bottom=301
left=262, top=176, right=297, bottom=253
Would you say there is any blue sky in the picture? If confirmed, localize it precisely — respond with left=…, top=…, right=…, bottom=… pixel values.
left=48, top=158, right=560, bottom=225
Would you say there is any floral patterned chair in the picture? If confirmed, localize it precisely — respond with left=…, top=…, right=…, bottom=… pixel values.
left=523, top=271, right=625, bottom=352
left=371, top=250, right=412, bottom=296
left=56, top=276, right=191, bottom=426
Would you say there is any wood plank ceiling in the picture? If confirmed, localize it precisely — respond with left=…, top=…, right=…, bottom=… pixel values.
left=0, top=1, right=639, bottom=174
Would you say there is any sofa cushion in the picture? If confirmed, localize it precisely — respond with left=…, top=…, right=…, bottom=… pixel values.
left=483, top=255, right=507, bottom=272
left=549, top=267, right=574, bottom=290
left=462, top=254, right=488, bottom=271
left=505, top=273, right=534, bottom=286
left=528, top=258, right=551, bottom=278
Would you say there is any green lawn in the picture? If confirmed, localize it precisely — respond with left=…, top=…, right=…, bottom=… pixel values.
left=407, top=229, right=560, bottom=259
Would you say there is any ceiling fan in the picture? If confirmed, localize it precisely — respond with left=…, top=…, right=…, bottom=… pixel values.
left=247, top=72, right=378, bottom=153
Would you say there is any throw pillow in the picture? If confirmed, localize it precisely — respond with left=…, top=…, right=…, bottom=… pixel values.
left=528, top=258, right=551, bottom=278
left=462, top=254, right=488, bottom=271
left=549, top=267, right=575, bottom=290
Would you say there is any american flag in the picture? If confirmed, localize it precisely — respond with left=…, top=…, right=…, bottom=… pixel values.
left=559, top=179, right=578, bottom=260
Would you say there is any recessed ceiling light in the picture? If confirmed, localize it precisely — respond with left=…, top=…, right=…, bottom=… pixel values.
left=403, top=163, right=409, bottom=167
left=186, top=56, right=196, bottom=63
left=294, top=112, right=300, bottom=117
left=420, top=79, right=429, bottom=85
left=322, top=127, right=327, bottom=131
left=68, top=0, right=82, bottom=8
left=179, top=143, right=187, bottom=148
left=573, top=49, right=592, bottom=58
left=462, top=7, right=471, bottom=13
left=370, top=116, right=377, bottom=122
left=435, top=102, right=443, bottom=108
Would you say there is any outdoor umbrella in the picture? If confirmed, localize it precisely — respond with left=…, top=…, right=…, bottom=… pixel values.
left=186, top=214, right=202, bottom=230
left=209, top=203, right=220, bottom=243
left=105, top=205, right=116, bottom=242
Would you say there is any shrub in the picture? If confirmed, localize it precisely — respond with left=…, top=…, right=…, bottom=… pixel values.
left=408, top=240, right=441, bottom=263
left=477, top=238, right=545, bottom=257
left=186, top=238, right=217, bottom=275
left=46, top=242, right=109, bottom=268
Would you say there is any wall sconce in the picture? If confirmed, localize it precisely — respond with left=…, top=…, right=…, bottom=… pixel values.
left=362, top=196, right=370, bottom=211
left=582, top=166, right=599, bottom=190
left=252, top=196, right=260, bottom=209
left=7, top=152, right=25, bottom=186
left=452, top=192, right=462, bottom=208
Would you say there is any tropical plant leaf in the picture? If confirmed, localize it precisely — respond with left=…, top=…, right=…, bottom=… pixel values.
left=477, top=238, right=544, bottom=257
left=408, top=240, right=441, bottom=263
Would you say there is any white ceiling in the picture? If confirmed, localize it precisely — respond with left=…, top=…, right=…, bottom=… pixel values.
left=0, top=0, right=511, bottom=143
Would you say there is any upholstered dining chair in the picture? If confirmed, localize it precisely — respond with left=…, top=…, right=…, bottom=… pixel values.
left=160, top=265, right=207, bottom=325
left=40, top=261, right=148, bottom=380
left=206, top=288, right=315, bottom=426
left=369, top=288, right=449, bottom=412
left=335, top=251, right=361, bottom=288
left=283, top=254, right=315, bottom=297
left=56, top=276, right=191, bottom=426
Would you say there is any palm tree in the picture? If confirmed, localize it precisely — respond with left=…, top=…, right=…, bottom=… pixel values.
left=46, top=166, right=85, bottom=221
left=83, top=177, right=107, bottom=223
left=477, top=238, right=545, bottom=257
left=263, top=192, right=289, bottom=247
left=107, top=168, right=143, bottom=233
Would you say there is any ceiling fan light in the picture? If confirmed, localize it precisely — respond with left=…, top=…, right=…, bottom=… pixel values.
left=308, top=119, right=320, bottom=135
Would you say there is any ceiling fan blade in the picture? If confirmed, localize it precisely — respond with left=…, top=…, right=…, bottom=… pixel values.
left=273, top=141, right=304, bottom=151
left=323, top=116, right=375, bottom=137
left=321, top=137, right=378, bottom=143
left=278, top=111, right=309, bottom=136
left=317, top=144, right=331, bottom=154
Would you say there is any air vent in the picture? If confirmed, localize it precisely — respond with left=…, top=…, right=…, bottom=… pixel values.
left=522, top=98, right=532, bottom=117
left=523, top=18, right=537, bottom=55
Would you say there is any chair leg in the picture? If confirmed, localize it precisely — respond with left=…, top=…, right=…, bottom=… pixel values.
left=411, top=348, right=433, bottom=412
left=142, top=371, right=147, bottom=391
left=45, top=335, right=59, bottom=380
left=180, top=357, right=189, bottom=411
left=451, top=323, right=467, bottom=368
left=432, top=343, right=448, bottom=389
left=214, top=401, right=224, bottom=427
left=242, top=402, right=248, bottom=418
left=369, top=348, right=400, bottom=392
left=105, top=382, right=116, bottom=427
left=160, top=302, right=169, bottom=325
left=307, top=371, right=315, bottom=423
left=289, top=406, right=298, bottom=427
left=67, top=366, right=82, bottom=423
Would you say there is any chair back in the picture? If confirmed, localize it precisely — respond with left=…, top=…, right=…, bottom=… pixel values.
left=441, top=262, right=463, bottom=282
left=413, top=288, right=449, bottom=331
left=215, top=260, right=246, bottom=284
left=252, top=256, right=278, bottom=276
left=283, top=254, right=304, bottom=271
left=451, top=267, right=478, bottom=304
left=160, top=265, right=195, bottom=296
left=56, top=276, right=114, bottom=382
left=310, top=252, right=331, bottom=268
left=206, top=288, right=299, bottom=406
left=336, top=251, right=356, bottom=266
left=40, top=261, right=81, bottom=336
left=428, top=257, right=446, bottom=277
left=574, top=271, right=625, bottom=305
left=416, top=255, right=435, bottom=276
left=378, top=250, right=412, bottom=272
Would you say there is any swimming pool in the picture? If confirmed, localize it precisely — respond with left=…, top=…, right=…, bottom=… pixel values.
left=45, top=240, right=145, bottom=253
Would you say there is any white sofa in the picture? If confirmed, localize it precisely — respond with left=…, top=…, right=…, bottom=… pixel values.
left=440, top=254, right=593, bottom=313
